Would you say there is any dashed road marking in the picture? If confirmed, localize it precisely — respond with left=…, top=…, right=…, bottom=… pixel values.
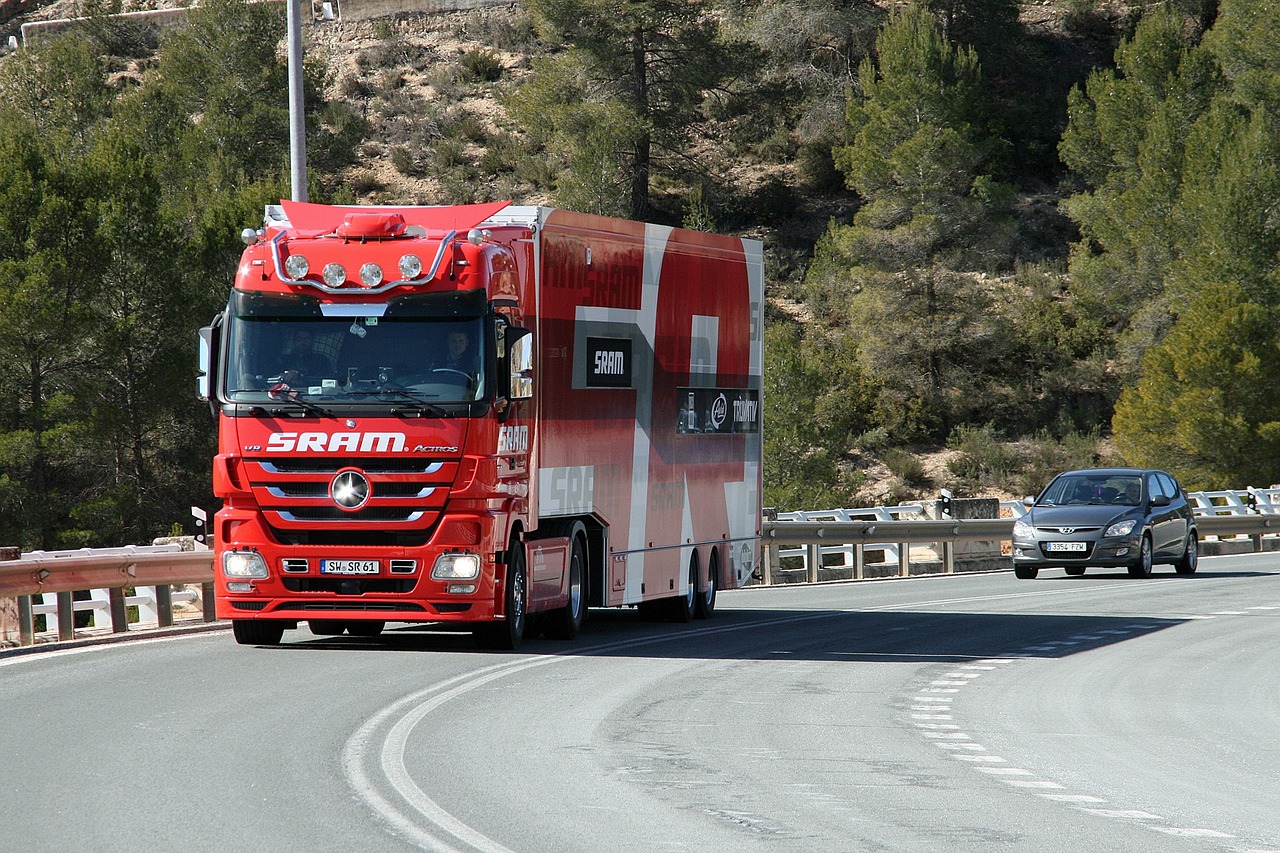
left=904, top=609, right=1280, bottom=849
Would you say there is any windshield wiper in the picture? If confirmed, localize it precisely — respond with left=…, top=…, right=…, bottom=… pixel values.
left=264, top=384, right=331, bottom=417
left=371, top=388, right=454, bottom=418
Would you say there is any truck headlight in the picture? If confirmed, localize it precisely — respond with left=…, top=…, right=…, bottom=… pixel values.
left=223, top=550, right=269, bottom=579
left=432, top=553, right=480, bottom=580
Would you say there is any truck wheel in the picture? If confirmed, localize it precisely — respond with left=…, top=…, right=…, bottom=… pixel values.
left=695, top=553, right=718, bottom=619
left=475, top=542, right=527, bottom=650
left=232, top=620, right=285, bottom=646
left=667, top=558, right=696, bottom=623
left=308, top=620, right=346, bottom=636
left=544, top=534, right=586, bottom=640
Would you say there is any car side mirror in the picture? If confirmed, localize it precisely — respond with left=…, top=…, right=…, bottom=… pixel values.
left=1151, top=495, right=1170, bottom=507
left=1022, top=496, right=1034, bottom=506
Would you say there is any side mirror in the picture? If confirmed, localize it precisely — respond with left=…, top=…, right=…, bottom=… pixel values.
left=1022, top=496, right=1035, bottom=506
left=196, top=314, right=223, bottom=416
left=1151, top=494, right=1170, bottom=507
left=507, top=328, right=533, bottom=400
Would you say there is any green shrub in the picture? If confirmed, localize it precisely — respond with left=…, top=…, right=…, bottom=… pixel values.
left=461, top=48, right=504, bottom=82
left=390, top=146, right=420, bottom=177
left=433, top=138, right=468, bottom=169
left=883, top=448, right=927, bottom=486
left=947, top=424, right=1019, bottom=490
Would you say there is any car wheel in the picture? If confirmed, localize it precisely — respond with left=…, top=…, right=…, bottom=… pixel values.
left=1128, top=534, right=1154, bottom=577
left=1175, top=531, right=1198, bottom=575
left=1014, top=565, right=1038, bottom=579
left=1064, top=566, right=1086, bottom=576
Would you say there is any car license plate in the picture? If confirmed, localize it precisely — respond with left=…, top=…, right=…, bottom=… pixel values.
left=320, top=559, right=380, bottom=575
left=1045, top=542, right=1087, bottom=552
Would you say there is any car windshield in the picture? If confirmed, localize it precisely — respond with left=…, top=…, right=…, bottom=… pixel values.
left=1040, top=475, right=1143, bottom=506
left=223, top=306, right=486, bottom=406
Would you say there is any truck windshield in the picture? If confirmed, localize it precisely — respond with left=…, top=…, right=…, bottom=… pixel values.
left=223, top=310, right=486, bottom=406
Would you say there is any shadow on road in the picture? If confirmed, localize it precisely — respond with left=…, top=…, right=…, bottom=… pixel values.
left=269, top=606, right=1189, bottom=664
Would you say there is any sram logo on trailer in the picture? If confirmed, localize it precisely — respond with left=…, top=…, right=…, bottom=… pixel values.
left=586, top=337, right=632, bottom=388
left=265, top=431, right=407, bottom=453
left=498, top=425, right=529, bottom=453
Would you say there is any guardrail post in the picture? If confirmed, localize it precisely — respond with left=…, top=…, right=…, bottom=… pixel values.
left=761, top=509, right=777, bottom=586
left=18, top=596, right=33, bottom=645
left=898, top=543, right=909, bottom=577
left=854, top=543, right=864, bottom=580
left=56, top=591, right=74, bottom=641
left=943, top=540, right=954, bottom=574
left=109, top=588, right=129, bottom=634
left=202, top=582, right=216, bottom=621
left=806, top=543, right=820, bottom=583
left=156, top=584, right=174, bottom=628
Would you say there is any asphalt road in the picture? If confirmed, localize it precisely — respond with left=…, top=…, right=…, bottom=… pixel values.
left=2, top=553, right=1278, bottom=853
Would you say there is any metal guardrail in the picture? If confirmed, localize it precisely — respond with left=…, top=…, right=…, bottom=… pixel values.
left=759, top=494, right=1280, bottom=584
left=4, top=488, right=1279, bottom=645
left=0, top=546, right=216, bottom=646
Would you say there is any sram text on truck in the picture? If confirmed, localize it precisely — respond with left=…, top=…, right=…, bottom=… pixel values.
left=197, top=201, right=764, bottom=649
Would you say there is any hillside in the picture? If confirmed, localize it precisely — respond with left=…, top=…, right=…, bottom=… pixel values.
left=0, top=0, right=1175, bottom=538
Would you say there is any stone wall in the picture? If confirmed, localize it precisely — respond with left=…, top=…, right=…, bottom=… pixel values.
left=0, top=546, right=20, bottom=645
left=20, top=0, right=518, bottom=45
left=925, top=496, right=1008, bottom=572
left=337, top=0, right=514, bottom=22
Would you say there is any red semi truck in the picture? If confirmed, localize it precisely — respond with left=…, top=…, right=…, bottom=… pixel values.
left=197, top=201, right=763, bottom=649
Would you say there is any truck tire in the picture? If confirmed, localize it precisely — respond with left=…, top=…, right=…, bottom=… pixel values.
left=544, top=531, right=586, bottom=640
left=695, top=551, right=718, bottom=619
left=475, top=541, right=527, bottom=651
left=667, top=557, right=697, bottom=623
left=232, top=620, right=285, bottom=645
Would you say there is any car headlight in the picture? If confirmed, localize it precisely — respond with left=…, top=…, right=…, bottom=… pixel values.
left=1012, top=519, right=1034, bottom=539
left=432, top=553, right=481, bottom=580
left=1105, top=519, right=1137, bottom=537
left=223, top=550, right=269, bottom=579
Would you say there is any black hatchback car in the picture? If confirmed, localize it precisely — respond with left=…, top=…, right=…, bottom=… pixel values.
left=1011, top=468, right=1198, bottom=579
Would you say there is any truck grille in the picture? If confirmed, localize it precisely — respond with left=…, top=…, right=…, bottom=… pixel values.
left=248, top=456, right=458, bottom=547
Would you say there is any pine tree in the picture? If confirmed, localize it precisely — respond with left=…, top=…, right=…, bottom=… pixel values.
left=1112, top=282, right=1280, bottom=489
left=819, top=2, right=1014, bottom=441
left=516, top=0, right=749, bottom=219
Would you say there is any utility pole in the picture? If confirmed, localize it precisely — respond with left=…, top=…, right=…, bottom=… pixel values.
left=286, top=0, right=307, bottom=201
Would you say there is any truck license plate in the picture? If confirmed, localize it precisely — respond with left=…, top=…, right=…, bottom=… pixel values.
left=1045, top=542, right=1087, bottom=552
left=320, top=559, right=380, bottom=574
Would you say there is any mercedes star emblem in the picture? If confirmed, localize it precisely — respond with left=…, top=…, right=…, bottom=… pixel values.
left=331, top=470, right=370, bottom=510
